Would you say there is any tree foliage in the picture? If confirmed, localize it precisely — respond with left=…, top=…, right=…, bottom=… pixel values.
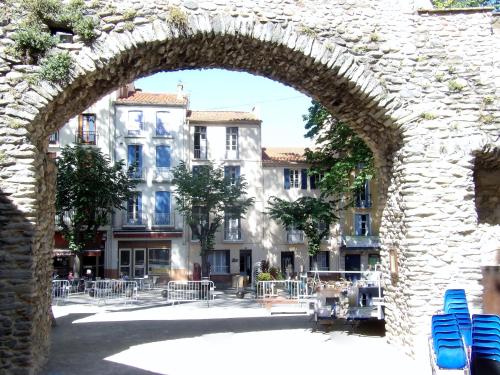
left=303, top=100, right=374, bottom=201
left=267, top=196, right=338, bottom=256
left=56, top=145, right=135, bottom=252
left=432, top=0, right=497, bottom=8
left=172, top=161, right=254, bottom=276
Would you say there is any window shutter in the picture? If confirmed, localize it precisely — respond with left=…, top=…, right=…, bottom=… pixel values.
left=301, top=169, right=307, bottom=189
left=235, top=166, right=240, bottom=180
left=127, top=145, right=134, bottom=166
left=156, top=146, right=171, bottom=167
left=354, top=214, right=360, bottom=236
left=224, top=166, right=229, bottom=179
left=137, top=192, right=142, bottom=212
left=225, top=250, right=230, bottom=271
left=309, top=174, right=316, bottom=189
left=137, top=145, right=143, bottom=169
left=366, top=214, right=371, bottom=236
left=325, top=252, right=330, bottom=269
left=284, top=168, right=290, bottom=190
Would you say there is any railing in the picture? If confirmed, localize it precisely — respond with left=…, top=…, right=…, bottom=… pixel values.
left=128, top=168, right=145, bottom=180
left=51, top=280, right=71, bottom=305
left=165, top=280, right=215, bottom=306
left=154, top=167, right=173, bottom=180
left=153, top=212, right=173, bottom=226
left=342, top=235, right=380, bottom=248
left=224, top=228, right=241, bottom=241
left=127, top=129, right=143, bottom=136
left=194, top=148, right=207, bottom=159
left=355, top=194, right=372, bottom=208
left=122, top=212, right=148, bottom=227
left=75, top=131, right=97, bottom=145
left=87, top=280, right=138, bottom=305
left=287, top=230, right=304, bottom=243
left=256, top=280, right=309, bottom=301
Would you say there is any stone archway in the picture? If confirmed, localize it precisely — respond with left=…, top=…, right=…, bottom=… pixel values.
left=0, top=1, right=498, bottom=373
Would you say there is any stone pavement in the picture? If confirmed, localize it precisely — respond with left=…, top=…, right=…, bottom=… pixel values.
left=42, top=294, right=430, bottom=375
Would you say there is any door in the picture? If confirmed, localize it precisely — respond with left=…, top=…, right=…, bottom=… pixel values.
left=345, top=254, right=361, bottom=281
left=119, top=249, right=131, bottom=278
left=239, top=250, right=252, bottom=282
left=134, top=249, right=146, bottom=278
left=281, top=251, right=295, bottom=277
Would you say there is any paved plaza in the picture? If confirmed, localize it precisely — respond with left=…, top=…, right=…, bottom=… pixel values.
left=42, top=294, right=430, bottom=375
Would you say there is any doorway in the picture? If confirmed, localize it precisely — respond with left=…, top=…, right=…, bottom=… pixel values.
left=119, top=248, right=146, bottom=278
left=239, top=250, right=252, bottom=282
left=281, top=251, right=295, bottom=277
left=345, top=254, right=361, bottom=281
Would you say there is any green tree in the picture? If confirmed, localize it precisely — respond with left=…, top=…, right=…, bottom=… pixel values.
left=267, top=196, right=338, bottom=256
left=432, top=0, right=492, bottom=8
left=56, top=145, right=135, bottom=276
left=172, top=161, right=254, bottom=277
left=303, top=100, right=374, bottom=201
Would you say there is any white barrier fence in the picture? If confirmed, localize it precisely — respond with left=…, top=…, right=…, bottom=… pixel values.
left=166, top=280, right=215, bottom=306
left=256, top=280, right=309, bottom=301
left=87, top=280, right=138, bottom=305
left=52, top=280, right=71, bottom=305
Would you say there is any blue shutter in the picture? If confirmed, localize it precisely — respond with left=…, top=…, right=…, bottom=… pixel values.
left=310, top=175, right=316, bottom=189
left=127, top=145, right=134, bottom=167
left=235, top=166, right=240, bottom=180
left=224, top=166, right=229, bottom=179
left=137, top=145, right=142, bottom=169
left=301, top=169, right=307, bottom=189
left=156, top=146, right=171, bottom=168
left=354, top=214, right=360, bottom=236
left=284, top=168, right=290, bottom=190
left=155, top=191, right=170, bottom=213
left=137, top=192, right=142, bottom=213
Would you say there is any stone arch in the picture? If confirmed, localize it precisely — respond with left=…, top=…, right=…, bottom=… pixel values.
left=1, top=2, right=498, bottom=373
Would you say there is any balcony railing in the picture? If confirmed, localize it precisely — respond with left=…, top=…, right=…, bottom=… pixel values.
left=225, top=149, right=239, bottom=160
left=122, top=212, right=147, bottom=227
left=342, top=235, right=380, bottom=248
left=153, top=212, right=174, bottom=227
left=287, top=230, right=304, bottom=243
left=224, top=228, right=242, bottom=241
left=194, top=148, right=207, bottom=159
left=127, top=129, right=143, bottom=136
left=128, top=168, right=145, bottom=180
left=75, top=131, right=97, bottom=145
left=355, top=194, right=372, bottom=208
left=154, top=167, right=173, bottom=181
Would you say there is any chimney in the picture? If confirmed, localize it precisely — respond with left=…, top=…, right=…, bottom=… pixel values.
left=177, top=81, right=184, bottom=100
left=252, top=105, right=261, bottom=119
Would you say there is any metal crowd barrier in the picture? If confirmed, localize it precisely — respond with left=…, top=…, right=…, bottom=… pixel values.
left=87, top=280, right=138, bottom=305
left=52, top=280, right=71, bottom=305
left=256, top=280, right=309, bottom=301
left=166, top=280, right=215, bottom=307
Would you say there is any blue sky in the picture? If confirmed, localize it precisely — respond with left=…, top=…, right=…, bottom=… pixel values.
left=135, top=69, right=314, bottom=147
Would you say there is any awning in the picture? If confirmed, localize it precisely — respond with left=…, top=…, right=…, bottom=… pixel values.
left=83, top=249, right=102, bottom=257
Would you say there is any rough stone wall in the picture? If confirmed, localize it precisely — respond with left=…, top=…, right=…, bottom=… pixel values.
left=0, top=0, right=499, bottom=373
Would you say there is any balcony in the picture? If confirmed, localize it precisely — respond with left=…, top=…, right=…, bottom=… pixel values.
left=225, top=149, right=239, bottom=160
left=194, top=148, right=207, bottom=160
left=127, top=129, right=143, bottom=137
left=153, top=212, right=174, bottom=227
left=342, top=235, right=380, bottom=248
left=122, top=212, right=147, bottom=228
left=355, top=194, right=372, bottom=208
left=128, top=168, right=145, bottom=181
left=287, top=230, right=304, bottom=243
left=75, top=131, right=97, bottom=145
left=154, top=167, right=173, bottom=181
left=224, top=228, right=242, bottom=241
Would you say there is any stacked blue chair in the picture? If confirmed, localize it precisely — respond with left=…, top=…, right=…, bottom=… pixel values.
left=431, top=314, right=468, bottom=370
left=444, top=289, right=472, bottom=347
left=471, top=314, right=500, bottom=375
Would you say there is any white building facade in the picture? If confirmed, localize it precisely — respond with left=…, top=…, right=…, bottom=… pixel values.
left=50, top=84, right=380, bottom=284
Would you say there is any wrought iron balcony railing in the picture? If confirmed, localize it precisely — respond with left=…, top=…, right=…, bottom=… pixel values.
left=194, top=148, right=207, bottom=159
left=287, top=230, right=304, bottom=243
left=128, top=168, right=145, bottom=180
left=153, top=212, right=174, bottom=227
left=224, top=228, right=242, bottom=241
left=355, top=194, right=372, bottom=208
left=75, top=131, right=97, bottom=145
left=154, top=167, right=173, bottom=181
left=122, top=212, right=147, bottom=227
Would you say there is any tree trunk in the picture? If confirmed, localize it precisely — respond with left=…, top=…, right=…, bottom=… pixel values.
left=201, top=252, right=210, bottom=278
left=73, top=252, right=82, bottom=278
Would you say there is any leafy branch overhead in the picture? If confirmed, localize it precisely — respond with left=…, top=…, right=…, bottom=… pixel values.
left=303, top=100, right=374, bottom=200
left=267, top=196, right=338, bottom=256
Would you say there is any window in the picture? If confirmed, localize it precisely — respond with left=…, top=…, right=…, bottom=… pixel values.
left=224, top=166, right=240, bottom=186
left=77, top=114, right=96, bottom=144
left=191, top=206, right=208, bottom=240
left=368, top=254, right=380, bottom=269
left=127, top=145, right=143, bottom=179
left=208, top=250, right=230, bottom=274
left=226, top=127, right=238, bottom=159
left=194, top=126, right=207, bottom=159
left=49, top=131, right=59, bottom=144
left=354, top=213, right=370, bottom=236
left=355, top=180, right=371, bottom=208
left=155, top=145, right=171, bottom=179
left=284, top=168, right=300, bottom=189
left=127, top=110, right=143, bottom=136
left=309, top=173, right=324, bottom=190
left=310, top=251, right=330, bottom=271
left=148, top=248, right=171, bottom=275
left=286, top=224, right=304, bottom=243
left=224, top=211, right=241, bottom=241
left=126, top=192, right=143, bottom=225
left=301, top=169, right=308, bottom=189
left=155, top=191, right=171, bottom=226
left=156, top=111, right=171, bottom=136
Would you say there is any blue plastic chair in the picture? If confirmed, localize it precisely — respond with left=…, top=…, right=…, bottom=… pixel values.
left=433, top=314, right=458, bottom=322
left=473, top=314, right=500, bottom=324
left=436, top=344, right=467, bottom=369
left=445, top=289, right=466, bottom=297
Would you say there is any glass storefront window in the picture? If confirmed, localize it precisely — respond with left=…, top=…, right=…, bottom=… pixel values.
left=148, top=248, right=170, bottom=275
